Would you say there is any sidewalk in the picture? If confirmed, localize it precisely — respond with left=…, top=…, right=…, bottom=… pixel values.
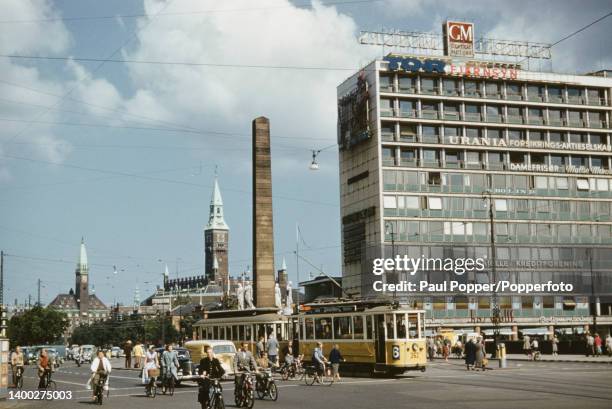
left=504, top=353, right=612, bottom=363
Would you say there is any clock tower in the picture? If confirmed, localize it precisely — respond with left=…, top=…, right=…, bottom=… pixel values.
left=204, top=174, right=229, bottom=288
left=75, top=238, right=89, bottom=316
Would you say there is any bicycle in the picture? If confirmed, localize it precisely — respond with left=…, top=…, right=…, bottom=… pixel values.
left=255, top=369, right=278, bottom=401
left=198, top=376, right=224, bottom=409
left=304, top=364, right=334, bottom=386
left=13, top=366, right=24, bottom=390
left=38, top=368, right=57, bottom=392
left=145, top=369, right=159, bottom=398
left=93, top=373, right=108, bottom=405
left=234, top=371, right=255, bottom=409
left=161, top=373, right=175, bottom=396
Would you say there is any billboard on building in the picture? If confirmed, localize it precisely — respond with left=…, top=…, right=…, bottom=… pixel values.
left=444, top=21, right=475, bottom=57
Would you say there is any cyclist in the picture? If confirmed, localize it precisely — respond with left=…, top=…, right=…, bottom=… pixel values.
left=142, top=345, right=159, bottom=385
left=11, top=346, right=25, bottom=387
left=311, top=342, right=328, bottom=383
left=198, top=346, right=225, bottom=408
left=89, top=350, right=112, bottom=400
left=233, top=342, right=257, bottom=395
left=37, top=349, right=52, bottom=389
left=161, top=344, right=180, bottom=389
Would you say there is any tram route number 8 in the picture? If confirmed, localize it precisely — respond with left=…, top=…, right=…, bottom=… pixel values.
left=392, top=345, right=400, bottom=360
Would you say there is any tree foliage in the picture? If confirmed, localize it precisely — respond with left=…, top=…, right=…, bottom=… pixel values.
left=69, top=314, right=180, bottom=347
left=8, top=306, right=69, bottom=347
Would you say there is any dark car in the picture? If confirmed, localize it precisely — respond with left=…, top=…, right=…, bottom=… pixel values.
left=155, top=347, right=197, bottom=385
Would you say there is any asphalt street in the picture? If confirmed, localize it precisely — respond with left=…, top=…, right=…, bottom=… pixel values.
left=5, top=358, right=612, bottom=409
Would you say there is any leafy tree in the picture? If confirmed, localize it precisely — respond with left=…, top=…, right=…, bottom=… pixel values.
left=8, top=306, right=69, bottom=347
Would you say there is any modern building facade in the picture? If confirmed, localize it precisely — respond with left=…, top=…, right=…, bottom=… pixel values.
left=337, top=31, right=612, bottom=335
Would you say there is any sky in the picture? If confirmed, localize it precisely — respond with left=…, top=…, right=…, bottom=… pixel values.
left=1, top=0, right=611, bottom=307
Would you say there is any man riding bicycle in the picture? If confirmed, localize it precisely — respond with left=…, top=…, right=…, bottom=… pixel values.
left=89, top=350, right=112, bottom=400
left=198, top=346, right=225, bottom=408
left=161, top=344, right=180, bottom=389
left=11, top=346, right=25, bottom=387
left=312, top=342, right=328, bottom=382
left=233, top=342, right=257, bottom=392
left=37, top=349, right=52, bottom=389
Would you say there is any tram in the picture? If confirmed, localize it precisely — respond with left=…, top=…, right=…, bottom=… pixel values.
left=193, top=309, right=297, bottom=358
left=192, top=300, right=427, bottom=376
left=298, top=300, right=427, bottom=375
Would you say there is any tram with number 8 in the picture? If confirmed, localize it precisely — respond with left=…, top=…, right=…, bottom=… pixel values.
left=192, top=300, right=427, bottom=376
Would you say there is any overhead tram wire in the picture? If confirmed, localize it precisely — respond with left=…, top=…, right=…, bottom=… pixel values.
left=3, top=0, right=175, bottom=145
left=0, top=55, right=360, bottom=72
left=518, top=10, right=612, bottom=65
left=0, top=0, right=384, bottom=24
left=0, top=153, right=340, bottom=208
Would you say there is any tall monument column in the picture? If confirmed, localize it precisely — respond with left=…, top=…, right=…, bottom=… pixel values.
left=252, top=117, right=275, bottom=308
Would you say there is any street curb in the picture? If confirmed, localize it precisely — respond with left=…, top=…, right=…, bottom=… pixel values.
left=505, top=358, right=612, bottom=364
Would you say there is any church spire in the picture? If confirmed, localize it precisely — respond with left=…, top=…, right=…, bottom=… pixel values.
left=206, top=173, right=229, bottom=230
left=78, top=237, right=88, bottom=274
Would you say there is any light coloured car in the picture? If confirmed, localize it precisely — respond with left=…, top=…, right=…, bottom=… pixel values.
left=111, top=347, right=124, bottom=357
left=184, top=340, right=237, bottom=377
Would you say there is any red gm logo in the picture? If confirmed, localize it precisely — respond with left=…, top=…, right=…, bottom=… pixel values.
left=447, top=21, right=473, bottom=43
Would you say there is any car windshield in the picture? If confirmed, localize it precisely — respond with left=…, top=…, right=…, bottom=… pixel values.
left=213, top=345, right=235, bottom=354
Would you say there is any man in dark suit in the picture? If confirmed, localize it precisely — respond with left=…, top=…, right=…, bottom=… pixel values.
left=233, top=342, right=257, bottom=396
left=198, top=346, right=225, bottom=408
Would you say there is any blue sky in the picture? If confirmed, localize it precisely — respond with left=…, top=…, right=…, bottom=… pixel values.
left=1, top=0, right=610, bottom=307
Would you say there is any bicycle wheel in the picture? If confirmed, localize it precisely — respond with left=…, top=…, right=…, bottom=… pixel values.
left=46, top=381, right=57, bottom=392
left=268, top=382, right=278, bottom=401
left=234, top=390, right=242, bottom=407
left=215, top=394, right=225, bottom=409
left=322, top=368, right=334, bottom=386
left=151, top=384, right=157, bottom=398
left=244, top=389, right=254, bottom=409
left=17, top=376, right=23, bottom=390
left=281, top=368, right=288, bottom=381
left=168, top=377, right=175, bottom=396
left=161, top=379, right=167, bottom=395
left=97, top=390, right=103, bottom=405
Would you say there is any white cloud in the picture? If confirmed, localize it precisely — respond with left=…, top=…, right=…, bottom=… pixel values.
left=0, top=0, right=73, bottom=176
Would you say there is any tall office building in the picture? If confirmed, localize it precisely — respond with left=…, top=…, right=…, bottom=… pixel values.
left=337, top=22, right=612, bottom=335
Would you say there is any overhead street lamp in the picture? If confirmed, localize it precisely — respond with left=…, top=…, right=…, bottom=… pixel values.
left=385, top=221, right=397, bottom=301
left=483, top=190, right=500, bottom=356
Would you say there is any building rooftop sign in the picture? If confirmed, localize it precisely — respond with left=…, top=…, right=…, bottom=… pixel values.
left=359, top=21, right=551, bottom=61
left=444, top=21, right=475, bottom=58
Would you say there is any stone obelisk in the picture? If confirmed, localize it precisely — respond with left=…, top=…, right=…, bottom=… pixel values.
left=252, top=117, right=275, bottom=308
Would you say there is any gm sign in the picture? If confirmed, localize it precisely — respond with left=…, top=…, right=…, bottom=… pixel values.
left=444, top=21, right=475, bottom=57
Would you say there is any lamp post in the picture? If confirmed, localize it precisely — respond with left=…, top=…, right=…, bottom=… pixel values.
left=385, top=222, right=397, bottom=301
left=483, top=190, right=500, bottom=355
left=588, top=247, right=598, bottom=335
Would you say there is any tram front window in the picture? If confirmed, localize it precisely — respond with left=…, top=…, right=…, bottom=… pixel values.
left=305, top=318, right=314, bottom=339
left=396, top=314, right=407, bottom=339
left=333, top=316, right=352, bottom=339
left=354, top=315, right=364, bottom=339
left=408, top=313, right=421, bottom=338
left=315, top=318, right=332, bottom=339
left=385, top=314, right=395, bottom=339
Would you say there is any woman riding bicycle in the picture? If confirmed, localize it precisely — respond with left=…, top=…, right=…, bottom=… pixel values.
left=89, top=350, right=112, bottom=400
left=142, top=345, right=159, bottom=385
left=160, top=344, right=180, bottom=389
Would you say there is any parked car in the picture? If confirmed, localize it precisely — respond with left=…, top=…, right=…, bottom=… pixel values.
left=155, top=347, right=198, bottom=385
left=184, top=340, right=236, bottom=377
left=80, top=345, right=96, bottom=363
left=111, top=347, right=124, bottom=358
left=47, top=348, right=64, bottom=368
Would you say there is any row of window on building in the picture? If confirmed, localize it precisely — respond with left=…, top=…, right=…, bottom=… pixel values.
left=382, top=218, right=612, bottom=242
left=383, top=194, right=612, bottom=216
left=382, top=169, right=612, bottom=194
left=378, top=74, right=609, bottom=106
left=382, top=145, right=612, bottom=170
left=380, top=123, right=610, bottom=145
left=379, top=98, right=609, bottom=128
